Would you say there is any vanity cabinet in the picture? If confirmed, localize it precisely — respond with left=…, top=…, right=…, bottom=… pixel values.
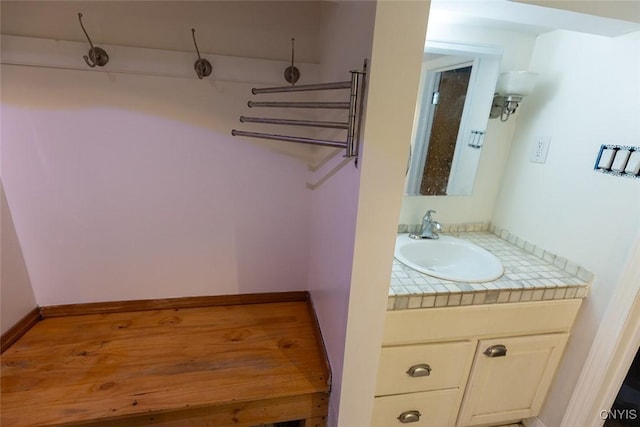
left=374, top=299, right=581, bottom=427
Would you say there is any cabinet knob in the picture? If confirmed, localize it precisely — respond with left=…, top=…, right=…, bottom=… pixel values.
left=406, top=363, right=432, bottom=377
left=484, top=344, right=508, bottom=358
left=398, top=410, right=421, bottom=423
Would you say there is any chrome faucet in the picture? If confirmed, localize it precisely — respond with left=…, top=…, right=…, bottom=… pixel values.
left=410, top=209, right=442, bottom=240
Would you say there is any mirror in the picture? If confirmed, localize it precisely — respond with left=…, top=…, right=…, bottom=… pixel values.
left=404, top=0, right=640, bottom=198
left=406, top=41, right=501, bottom=196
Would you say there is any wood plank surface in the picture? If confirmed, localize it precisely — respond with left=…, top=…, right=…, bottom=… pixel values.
left=40, top=291, right=309, bottom=318
left=0, top=307, right=41, bottom=354
left=1, top=301, right=330, bottom=427
left=301, top=416, right=327, bottom=427
left=57, top=393, right=328, bottom=427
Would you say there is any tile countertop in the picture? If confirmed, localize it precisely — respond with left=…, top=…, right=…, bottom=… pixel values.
left=389, top=231, right=592, bottom=311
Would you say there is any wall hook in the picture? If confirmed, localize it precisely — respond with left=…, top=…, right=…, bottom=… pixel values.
left=284, top=38, right=300, bottom=85
left=191, top=28, right=212, bottom=79
left=77, top=13, right=109, bottom=68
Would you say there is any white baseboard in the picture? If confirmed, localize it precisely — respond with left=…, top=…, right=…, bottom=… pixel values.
left=523, top=416, right=547, bottom=427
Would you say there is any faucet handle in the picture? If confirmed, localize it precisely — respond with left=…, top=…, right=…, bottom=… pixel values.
left=425, top=209, right=436, bottom=220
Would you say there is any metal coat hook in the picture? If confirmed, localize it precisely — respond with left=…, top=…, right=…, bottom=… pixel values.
left=191, top=28, right=212, bottom=79
left=284, top=38, right=300, bottom=85
left=78, top=13, right=109, bottom=68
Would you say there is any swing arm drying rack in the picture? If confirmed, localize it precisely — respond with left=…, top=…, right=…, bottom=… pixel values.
left=232, top=65, right=367, bottom=161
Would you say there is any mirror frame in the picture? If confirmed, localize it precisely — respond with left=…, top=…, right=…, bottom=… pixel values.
left=406, top=41, right=503, bottom=197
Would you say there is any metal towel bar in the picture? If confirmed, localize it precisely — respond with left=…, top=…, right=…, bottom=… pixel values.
left=230, top=130, right=348, bottom=149
left=251, top=81, right=352, bottom=94
left=232, top=60, right=367, bottom=164
left=248, top=101, right=350, bottom=109
left=240, top=116, right=349, bottom=130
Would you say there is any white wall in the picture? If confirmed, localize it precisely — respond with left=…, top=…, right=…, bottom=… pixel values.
left=399, top=22, right=537, bottom=225
left=1, top=182, right=37, bottom=333
left=0, top=1, right=343, bottom=308
left=1, top=62, right=313, bottom=306
left=306, top=2, right=376, bottom=425
left=338, top=1, right=431, bottom=426
left=492, top=29, right=640, bottom=426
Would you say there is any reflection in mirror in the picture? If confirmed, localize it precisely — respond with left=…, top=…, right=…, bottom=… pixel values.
left=415, top=61, right=473, bottom=195
left=405, top=42, right=501, bottom=196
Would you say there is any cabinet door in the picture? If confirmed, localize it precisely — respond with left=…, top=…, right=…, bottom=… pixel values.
left=373, top=389, right=460, bottom=427
left=457, top=333, right=568, bottom=427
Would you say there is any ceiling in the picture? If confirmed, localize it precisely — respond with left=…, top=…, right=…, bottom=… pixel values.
left=514, top=0, right=640, bottom=24
left=1, top=0, right=638, bottom=63
left=429, top=0, right=640, bottom=37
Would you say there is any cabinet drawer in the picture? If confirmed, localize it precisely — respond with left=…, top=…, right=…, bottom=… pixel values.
left=377, top=341, right=474, bottom=396
left=372, top=389, right=460, bottom=427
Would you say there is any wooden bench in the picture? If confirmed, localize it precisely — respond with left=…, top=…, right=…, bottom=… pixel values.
left=1, top=292, right=330, bottom=426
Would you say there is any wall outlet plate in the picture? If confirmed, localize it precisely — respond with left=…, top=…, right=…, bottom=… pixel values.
left=531, top=136, right=552, bottom=163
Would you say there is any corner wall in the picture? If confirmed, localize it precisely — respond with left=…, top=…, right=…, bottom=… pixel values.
left=338, top=1, right=430, bottom=426
left=0, top=60, right=312, bottom=306
left=1, top=181, right=37, bottom=333
left=306, top=2, right=376, bottom=425
left=492, top=30, right=640, bottom=426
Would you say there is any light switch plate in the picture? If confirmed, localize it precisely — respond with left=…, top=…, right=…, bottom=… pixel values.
left=594, top=145, right=640, bottom=179
left=625, top=151, right=640, bottom=175
left=531, top=136, right=551, bottom=163
left=611, top=149, right=631, bottom=172
left=597, top=148, right=616, bottom=169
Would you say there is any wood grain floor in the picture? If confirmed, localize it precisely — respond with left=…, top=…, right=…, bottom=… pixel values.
left=1, top=301, right=329, bottom=426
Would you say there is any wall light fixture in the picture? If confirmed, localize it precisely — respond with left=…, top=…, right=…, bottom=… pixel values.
left=490, top=71, right=538, bottom=122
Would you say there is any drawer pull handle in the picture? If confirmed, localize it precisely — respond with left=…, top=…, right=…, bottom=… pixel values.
left=398, top=410, right=421, bottom=423
left=484, top=344, right=508, bottom=358
left=406, top=364, right=432, bottom=377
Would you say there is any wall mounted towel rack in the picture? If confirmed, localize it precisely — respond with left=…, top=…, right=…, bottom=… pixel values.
left=232, top=61, right=367, bottom=164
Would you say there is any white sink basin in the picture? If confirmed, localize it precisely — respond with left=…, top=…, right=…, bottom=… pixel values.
left=394, top=234, right=504, bottom=283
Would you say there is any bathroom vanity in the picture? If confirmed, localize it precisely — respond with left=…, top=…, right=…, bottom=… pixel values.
left=375, top=228, right=589, bottom=427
